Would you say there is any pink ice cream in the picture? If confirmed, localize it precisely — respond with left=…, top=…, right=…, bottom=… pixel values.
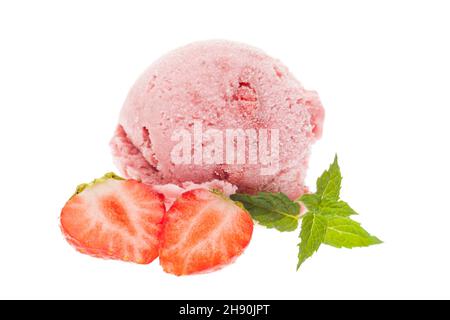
left=111, top=40, right=324, bottom=199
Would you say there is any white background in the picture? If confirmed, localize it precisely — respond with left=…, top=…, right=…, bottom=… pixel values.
left=1, top=0, right=449, bottom=300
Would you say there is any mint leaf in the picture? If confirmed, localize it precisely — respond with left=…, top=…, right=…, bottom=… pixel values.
left=319, top=199, right=358, bottom=217
left=316, top=154, right=341, bottom=201
left=299, top=156, right=356, bottom=218
left=296, top=155, right=381, bottom=269
left=299, top=192, right=356, bottom=218
left=324, top=215, right=382, bottom=248
left=229, top=154, right=381, bottom=270
left=297, top=213, right=328, bottom=269
left=231, top=192, right=300, bottom=232
left=298, top=193, right=320, bottom=211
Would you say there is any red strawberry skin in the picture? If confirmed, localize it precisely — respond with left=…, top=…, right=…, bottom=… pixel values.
left=60, top=178, right=165, bottom=264
left=159, top=189, right=254, bottom=276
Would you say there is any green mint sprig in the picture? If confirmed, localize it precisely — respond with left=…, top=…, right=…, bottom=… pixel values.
left=231, top=192, right=300, bottom=232
left=231, top=155, right=382, bottom=270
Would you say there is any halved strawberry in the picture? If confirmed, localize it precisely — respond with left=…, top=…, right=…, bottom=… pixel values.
left=159, top=189, right=254, bottom=276
left=60, top=173, right=165, bottom=264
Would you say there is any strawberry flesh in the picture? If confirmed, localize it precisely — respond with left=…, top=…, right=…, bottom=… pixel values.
left=60, top=178, right=165, bottom=264
left=159, top=189, right=253, bottom=275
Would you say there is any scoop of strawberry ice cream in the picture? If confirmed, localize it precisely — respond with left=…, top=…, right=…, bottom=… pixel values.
left=111, top=40, right=324, bottom=199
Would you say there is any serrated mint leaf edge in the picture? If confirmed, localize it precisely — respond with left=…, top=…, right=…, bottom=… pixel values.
left=297, top=213, right=328, bottom=270
left=323, top=215, right=383, bottom=249
left=316, top=154, right=342, bottom=201
left=318, top=199, right=358, bottom=217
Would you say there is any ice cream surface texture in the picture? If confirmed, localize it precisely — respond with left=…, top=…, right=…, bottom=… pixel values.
left=111, top=40, right=324, bottom=199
